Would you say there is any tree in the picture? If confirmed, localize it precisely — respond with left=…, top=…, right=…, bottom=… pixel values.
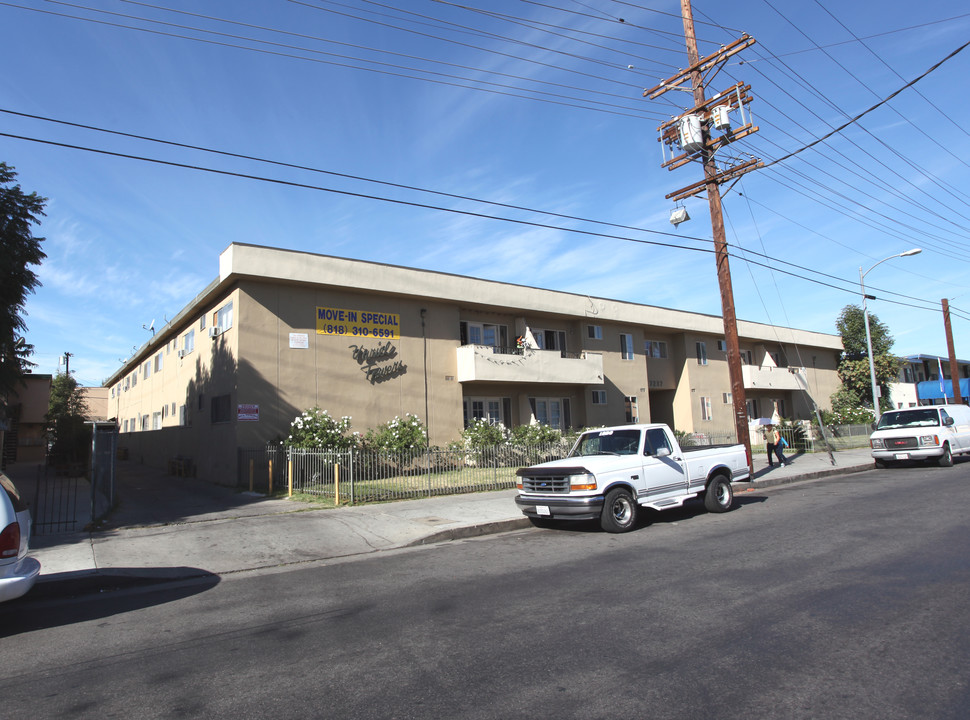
left=47, top=371, right=91, bottom=464
left=834, top=304, right=901, bottom=411
left=0, top=163, right=47, bottom=405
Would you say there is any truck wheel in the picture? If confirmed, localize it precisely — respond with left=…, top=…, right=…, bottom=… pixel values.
left=704, top=475, right=734, bottom=513
left=937, top=444, right=954, bottom=467
left=601, top=488, right=637, bottom=533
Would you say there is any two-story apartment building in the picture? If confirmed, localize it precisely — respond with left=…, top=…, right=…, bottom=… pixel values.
left=104, top=243, right=843, bottom=483
left=892, top=354, right=970, bottom=406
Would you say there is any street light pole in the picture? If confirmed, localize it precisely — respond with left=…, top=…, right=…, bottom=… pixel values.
left=860, top=248, right=922, bottom=422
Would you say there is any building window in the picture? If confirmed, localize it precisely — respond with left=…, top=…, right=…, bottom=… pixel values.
left=211, top=394, right=232, bottom=424
left=620, top=333, right=634, bottom=360
left=534, top=329, right=567, bottom=354
left=179, top=405, right=187, bottom=426
left=587, top=325, right=602, bottom=340
left=700, top=396, right=712, bottom=421
left=131, top=372, right=137, bottom=388
left=592, top=390, right=607, bottom=405
left=184, top=329, right=195, bottom=355
left=200, top=314, right=206, bottom=330
left=216, top=300, right=234, bottom=334
left=717, top=340, right=726, bottom=352
left=722, top=392, right=732, bottom=404
left=741, top=350, right=753, bottom=365
left=460, top=321, right=508, bottom=349
left=152, top=412, right=162, bottom=430
left=746, top=399, right=758, bottom=418
left=154, top=352, right=163, bottom=373
left=624, top=396, right=639, bottom=423
left=143, top=360, right=150, bottom=380
left=463, top=397, right=507, bottom=427
left=645, top=340, right=668, bottom=359
left=530, top=397, right=570, bottom=430
left=696, top=342, right=708, bottom=365
left=141, top=414, right=150, bottom=431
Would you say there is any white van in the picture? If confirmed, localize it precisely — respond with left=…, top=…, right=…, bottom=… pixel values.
left=870, top=404, right=970, bottom=467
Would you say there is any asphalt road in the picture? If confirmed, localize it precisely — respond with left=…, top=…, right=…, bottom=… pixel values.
left=2, top=463, right=968, bottom=719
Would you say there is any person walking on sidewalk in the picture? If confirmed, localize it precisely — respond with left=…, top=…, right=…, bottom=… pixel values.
left=763, top=425, right=776, bottom=466
left=772, top=426, right=789, bottom=466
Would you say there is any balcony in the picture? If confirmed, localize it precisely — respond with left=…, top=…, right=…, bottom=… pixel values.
left=456, top=345, right=604, bottom=385
left=741, top=365, right=806, bottom=391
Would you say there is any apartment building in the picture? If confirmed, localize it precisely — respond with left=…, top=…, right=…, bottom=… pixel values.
left=105, top=243, right=843, bottom=483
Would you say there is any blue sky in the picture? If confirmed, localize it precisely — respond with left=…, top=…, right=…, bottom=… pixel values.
left=3, top=0, right=970, bottom=387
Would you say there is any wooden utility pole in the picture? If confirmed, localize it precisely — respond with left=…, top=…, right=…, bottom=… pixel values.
left=645, top=0, right=761, bottom=470
left=942, top=299, right=962, bottom=403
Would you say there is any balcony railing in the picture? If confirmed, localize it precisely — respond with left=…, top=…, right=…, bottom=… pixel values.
left=456, top=344, right=604, bottom=385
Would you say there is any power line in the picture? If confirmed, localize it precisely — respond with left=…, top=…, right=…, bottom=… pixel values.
left=118, top=0, right=660, bottom=106
left=3, top=1, right=662, bottom=120
left=762, top=37, right=970, bottom=169
left=1, top=125, right=950, bottom=314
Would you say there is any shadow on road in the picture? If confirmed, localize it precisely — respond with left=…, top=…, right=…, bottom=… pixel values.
left=0, top=567, right=220, bottom=637
left=531, top=493, right=769, bottom=534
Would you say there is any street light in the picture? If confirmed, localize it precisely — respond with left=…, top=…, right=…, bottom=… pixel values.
left=860, top=248, right=922, bottom=422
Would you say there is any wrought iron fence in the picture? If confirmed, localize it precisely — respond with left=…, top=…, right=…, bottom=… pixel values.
left=283, top=444, right=568, bottom=504
left=31, top=464, right=83, bottom=535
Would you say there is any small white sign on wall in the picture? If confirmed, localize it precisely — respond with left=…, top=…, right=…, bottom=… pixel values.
left=289, top=333, right=309, bottom=349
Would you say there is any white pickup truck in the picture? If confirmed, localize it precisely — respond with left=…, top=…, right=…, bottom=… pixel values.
left=515, top=423, right=751, bottom=533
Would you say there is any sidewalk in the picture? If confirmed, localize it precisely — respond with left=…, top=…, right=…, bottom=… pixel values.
left=5, top=447, right=875, bottom=600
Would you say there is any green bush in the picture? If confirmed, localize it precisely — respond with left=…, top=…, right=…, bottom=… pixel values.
left=509, top=423, right=562, bottom=446
left=361, top=413, right=428, bottom=451
left=819, top=407, right=875, bottom=426
left=461, top=418, right=509, bottom=447
left=287, top=408, right=355, bottom=450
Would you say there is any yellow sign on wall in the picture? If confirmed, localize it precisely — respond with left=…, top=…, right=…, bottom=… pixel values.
left=316, top=307, right=400, bottom=339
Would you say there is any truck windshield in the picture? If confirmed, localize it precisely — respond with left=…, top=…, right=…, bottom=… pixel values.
left=570, top=429, right=641, bottom=456
left=876, top=409, right=940, bottom=429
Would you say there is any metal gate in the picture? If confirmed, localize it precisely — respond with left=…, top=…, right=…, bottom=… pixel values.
left=31, top=464, right=84, bottom=535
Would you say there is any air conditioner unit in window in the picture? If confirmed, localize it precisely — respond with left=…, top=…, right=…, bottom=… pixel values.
left=208, top=327, right=219, bottom=338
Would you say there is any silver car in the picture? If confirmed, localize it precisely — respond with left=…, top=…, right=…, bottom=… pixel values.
left=0, top=472, right=41, bottom=602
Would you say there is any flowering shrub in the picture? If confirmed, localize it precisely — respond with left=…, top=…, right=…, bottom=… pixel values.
left=820, top=407, right=875, bottom=426
left=509, top=423, right=562, bottom=446
left=287, top=408, right=355, bottom=450
left=461, top=418, right=509, bottom=447
left=362, top=413, right=428, bottom=451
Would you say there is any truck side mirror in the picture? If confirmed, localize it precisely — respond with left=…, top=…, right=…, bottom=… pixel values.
left=944, top=416, right=955, bottom=426
left=656, top=447, right=671, bottom=458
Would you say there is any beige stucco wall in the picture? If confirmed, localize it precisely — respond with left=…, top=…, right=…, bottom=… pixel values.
left=236, top=280, right=465, bottom=447
left=108, top=288, right=241, bottom=481
left=81, top=386, right=109, bottom=421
